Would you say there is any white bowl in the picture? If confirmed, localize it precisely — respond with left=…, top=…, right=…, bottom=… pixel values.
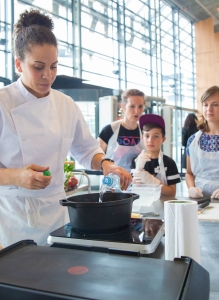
left=131, top=184, right=162, bottom=211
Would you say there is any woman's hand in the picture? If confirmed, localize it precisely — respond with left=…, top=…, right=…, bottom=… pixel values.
left=91, top=154, right=132, bottom=190
left=6, top=164, right=52, bottom=190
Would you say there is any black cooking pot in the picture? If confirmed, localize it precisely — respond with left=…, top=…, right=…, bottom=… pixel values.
left=60, top=192, right=139, bottom=234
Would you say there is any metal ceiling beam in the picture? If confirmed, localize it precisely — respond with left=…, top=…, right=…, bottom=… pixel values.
left=165, top=0, right=199, bottom=22
left=194, top=0, right=219, bottom=25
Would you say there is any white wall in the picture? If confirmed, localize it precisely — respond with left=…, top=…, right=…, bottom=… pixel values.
left=99, top=96, right=118, bottom=130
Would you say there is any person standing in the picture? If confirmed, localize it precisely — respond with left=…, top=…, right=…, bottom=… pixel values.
left=181, top=113, right=198, bottom=169
left=132, top=114, right=181, bottom=197
left=0, top=9, right=132, bottom=248
left=186, top=86, right=219, bottom=198
left=98, top=89, right=145, bottom=172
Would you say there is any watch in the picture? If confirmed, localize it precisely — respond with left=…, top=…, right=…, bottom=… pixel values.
left=100, top=158, right=114, bottom=170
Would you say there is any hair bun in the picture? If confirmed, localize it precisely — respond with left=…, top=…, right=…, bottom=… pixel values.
left=19, top=9, right=53, bottom=30
left=13, top=8, right=57, bottom=61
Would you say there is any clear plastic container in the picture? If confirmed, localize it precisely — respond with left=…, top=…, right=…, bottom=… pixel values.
left=131, top=184, right=162, bottom=211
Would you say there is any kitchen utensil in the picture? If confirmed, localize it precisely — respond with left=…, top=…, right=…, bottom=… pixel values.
left=197, top=200, right=211, bottom=209
left=60, top=192, right=139, bottom=234
left=131, top=212, right=160, bottom=218
left=141, top=212, right=160, bottom=217
left=198, top=203, right=219, bottom=220
left=197, top=200, right=212, bottom=214
left=198, top=206, right=213, bottom=214
left=48, top=218, right=165, bottom=255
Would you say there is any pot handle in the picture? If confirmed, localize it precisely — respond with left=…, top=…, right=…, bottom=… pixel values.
left=59, top=199, right=77, bottom=208
left=131, top=193, right=140, bottom=201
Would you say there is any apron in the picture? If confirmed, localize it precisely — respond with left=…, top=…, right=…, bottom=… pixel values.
left=106, top=120, right=144, bottom=172
left=189, top=130, right=219, bottom=196
left=0, top=79, right=71, bottom=247
left=0, top=195, right=69, bottom=248
left=155, top=150, right=167, bottom=185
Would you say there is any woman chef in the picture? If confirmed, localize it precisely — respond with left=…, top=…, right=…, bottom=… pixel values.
left=0, top=9, right=132, bottom=248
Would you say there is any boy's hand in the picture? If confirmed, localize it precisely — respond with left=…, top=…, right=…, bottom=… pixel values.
left=133, top=170, right=161, bottom=185
left=134, top=150, right=151, bottom=171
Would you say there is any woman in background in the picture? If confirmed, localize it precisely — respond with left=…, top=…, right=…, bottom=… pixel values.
left=98, top=89, right=145, bottom=172
left=186, top=86, right=219, bottom=198
left=181, top=113, right=198, bottom=169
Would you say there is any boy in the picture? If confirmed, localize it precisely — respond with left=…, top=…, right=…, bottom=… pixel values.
left=132, top=114, right=181, bottom=197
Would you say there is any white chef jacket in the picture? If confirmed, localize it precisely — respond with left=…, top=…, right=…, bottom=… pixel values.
left=0, top=78, right=104, bottom=247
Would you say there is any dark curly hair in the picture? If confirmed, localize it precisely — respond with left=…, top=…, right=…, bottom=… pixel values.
left=13, top=9, right=57, bottom=61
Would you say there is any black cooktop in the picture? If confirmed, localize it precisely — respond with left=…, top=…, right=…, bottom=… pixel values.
left=47, top=218, right=165, bottom=255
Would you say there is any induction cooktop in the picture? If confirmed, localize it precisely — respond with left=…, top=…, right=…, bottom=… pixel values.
left=47, top=218, right=165, bottom=255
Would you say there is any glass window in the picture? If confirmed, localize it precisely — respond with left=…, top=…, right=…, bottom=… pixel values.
left=53, top=0, right=73, bottom=19
left=160, top=17, right=173, bottom=33
left=0, top=51, right=6, bottom=77
left=160, top=3, right=172, bottom=18
left=180, top=58, right=193, bottom=73
left=126, top=64, right=151, bottom=86
left=82, top=51, right=119, bottom=79
left=57, top=64, right=74, bottom=77
left=126, top=47, right=151, bottom=67
left=0, top=28, right=6, bottom=51
left=82, top=71, right=119, bottom=89
left=125, top=10, right=150, bottom=36
left=76, top=102, right=96, bottom=137
left=162, top=60, right=174, bottom=76
left=161, top=47, right=174, bottom=64
left=2, top=0, right=196, bottom=170
left=180, top=43, right=193, bottom=57
left=58, top=42, right=74, bottom=70
left=81, top=27, right=116, bottom=58
left=0, top=0, right=5, bottom=21
left=53, top=18, right=70, bottom=43
left=179, top=14, right=191, bottom=31
left=125, top=0, right=149, bottom=14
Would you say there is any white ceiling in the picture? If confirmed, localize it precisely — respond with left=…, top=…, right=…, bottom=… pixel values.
left=170, top=0, right=219, bottom=32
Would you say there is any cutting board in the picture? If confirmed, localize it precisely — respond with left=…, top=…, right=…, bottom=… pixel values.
left=198, top=203, right=219, bottom=221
